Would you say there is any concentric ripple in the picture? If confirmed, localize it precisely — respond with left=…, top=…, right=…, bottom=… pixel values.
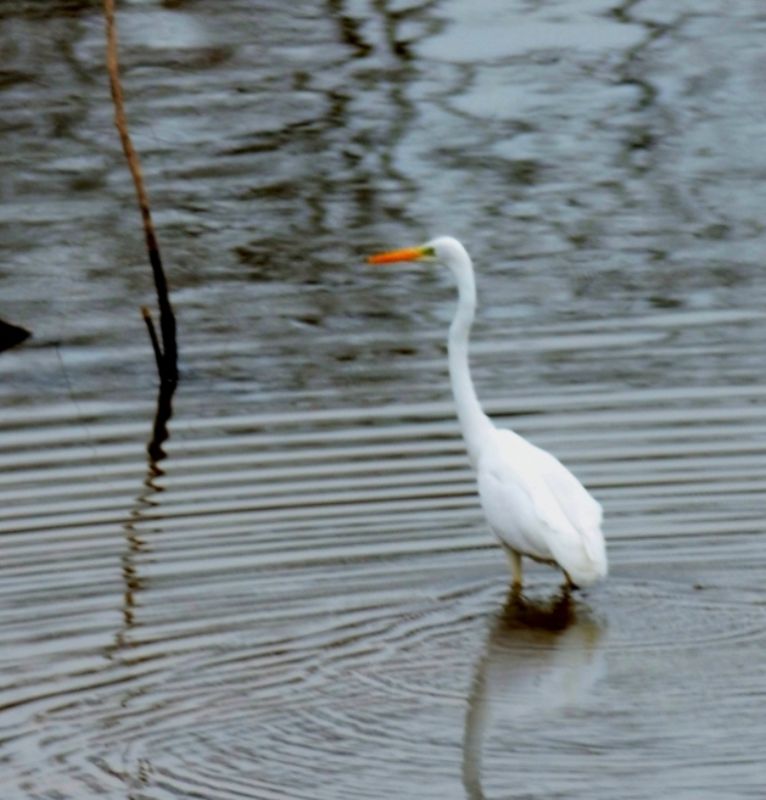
left=5, top=302, right=766, bottom=799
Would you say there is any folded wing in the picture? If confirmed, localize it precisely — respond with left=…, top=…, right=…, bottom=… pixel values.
left=478, top=428, right=607, bottom=586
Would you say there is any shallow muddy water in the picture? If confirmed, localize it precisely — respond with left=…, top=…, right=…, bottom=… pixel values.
left=2, top=1, right=766, bottom=798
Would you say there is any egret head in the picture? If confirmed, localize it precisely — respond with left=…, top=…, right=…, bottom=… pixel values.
left=368, top=236, right=470, bottom=270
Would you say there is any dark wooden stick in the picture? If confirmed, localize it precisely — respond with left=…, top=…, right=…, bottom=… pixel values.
left=104, top=0, right=178, bottom=384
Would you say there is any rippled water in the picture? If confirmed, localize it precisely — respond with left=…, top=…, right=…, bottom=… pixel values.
left=3, top=1, right=766, bottom=797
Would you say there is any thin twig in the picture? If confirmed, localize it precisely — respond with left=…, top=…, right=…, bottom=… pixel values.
left=104, top=0, right=178, bottom=383
left=141, top=306, right=163, bottom=375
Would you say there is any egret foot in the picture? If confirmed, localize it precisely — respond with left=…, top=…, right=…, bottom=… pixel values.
left=562, top=570, right=579, bottom=595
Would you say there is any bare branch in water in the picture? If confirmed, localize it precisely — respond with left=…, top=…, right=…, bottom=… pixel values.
left=103, top=0, right=178, bottom=384
left=104, top=3, right=181, bottom=693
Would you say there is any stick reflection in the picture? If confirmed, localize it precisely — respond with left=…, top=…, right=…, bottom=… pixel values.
left=111, top=378, right=176, bottom=653
left=463, top=591, right=606, bottom=799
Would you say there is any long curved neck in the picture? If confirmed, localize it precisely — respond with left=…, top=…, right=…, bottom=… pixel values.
left=448, top=256, right=492, bottom=466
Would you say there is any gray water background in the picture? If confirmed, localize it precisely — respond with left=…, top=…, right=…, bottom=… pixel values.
left=2, top=1, right=766, bottom=797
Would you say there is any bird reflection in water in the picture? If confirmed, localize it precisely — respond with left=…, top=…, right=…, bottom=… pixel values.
left=462, top=590, right=606, bottom=799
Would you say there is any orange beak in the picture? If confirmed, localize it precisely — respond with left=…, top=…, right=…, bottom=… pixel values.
left=367, top=246, right=427, bottom=265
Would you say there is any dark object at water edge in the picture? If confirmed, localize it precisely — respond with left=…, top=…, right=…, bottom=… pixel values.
left=0, top=319, right=31, bottom=353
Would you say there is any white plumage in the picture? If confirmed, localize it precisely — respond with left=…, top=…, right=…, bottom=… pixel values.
left=369, top=236, right=607, bottom=592
left=477, top=427, right=606, bottom=587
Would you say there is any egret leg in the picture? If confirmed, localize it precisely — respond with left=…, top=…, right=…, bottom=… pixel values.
left=506, top=549, right=523, bottom=595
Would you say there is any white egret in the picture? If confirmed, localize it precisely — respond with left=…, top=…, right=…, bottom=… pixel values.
left=368, top=236, right=607, bottom=593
